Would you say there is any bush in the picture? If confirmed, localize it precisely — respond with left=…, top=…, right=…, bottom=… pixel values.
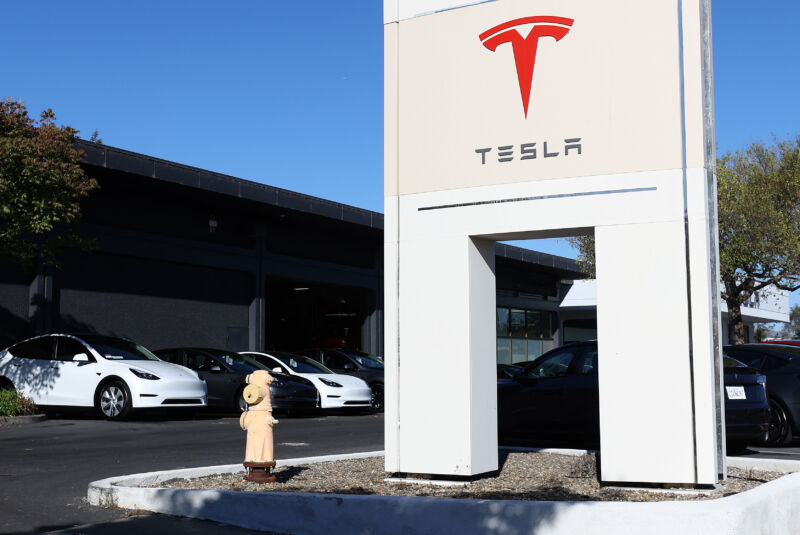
left=0, top=390, right=38, bottom=416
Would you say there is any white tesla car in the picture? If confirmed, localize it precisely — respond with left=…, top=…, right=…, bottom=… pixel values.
left=0, top=334, right=207, bottom=420
left=242, top=351, right=372, bottom=409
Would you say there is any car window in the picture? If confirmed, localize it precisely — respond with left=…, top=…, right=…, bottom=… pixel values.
left=156, top=350, right=183, bottom=365
left=296, top=349, right=321, bottom=361
left=725, top=349, right=763, bottom=370
left=722, top=356, right=747, bottom=368
left=258, top=355, right=289, bottom=373
left=273, top=352, right=332, bottom=374
left=345, top=352, right=384, bottom=369
left=762, top=356, right=788, bottom=371
left=572, top=347, right=598, bottom=375
left=79, top=335, right=160, bottom=361
left=321, top=350, right=351, bottom=369
left=185, top=352, right=219, bottom=372
left=213, top=352, right=258, bottom=373
left=526, top=348, right=577, bottom=379
left=10, top=337, right=54, bottom=360
left=55, top=337, right=90, bottom=362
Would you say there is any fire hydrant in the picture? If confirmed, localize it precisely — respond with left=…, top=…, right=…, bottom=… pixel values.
left=239, top=370, right=279, bottom=483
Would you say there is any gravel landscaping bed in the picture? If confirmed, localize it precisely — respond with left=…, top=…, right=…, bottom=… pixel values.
left=157, top=452, right=782, bottom=502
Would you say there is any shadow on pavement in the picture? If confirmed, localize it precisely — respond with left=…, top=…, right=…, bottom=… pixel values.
left=39, top=407, right=344, bottom=423
left=9, top=514, right=280, bottom=535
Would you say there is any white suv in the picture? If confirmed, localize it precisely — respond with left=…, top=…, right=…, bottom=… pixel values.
left=0, top=334, right=207, bottom=420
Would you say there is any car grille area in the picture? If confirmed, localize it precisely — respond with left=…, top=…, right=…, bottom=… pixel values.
left=161, top=398, right=204, bottom=405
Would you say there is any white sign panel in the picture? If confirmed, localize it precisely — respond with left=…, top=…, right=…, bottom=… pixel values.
left=385, top=0, right=723, bottom=486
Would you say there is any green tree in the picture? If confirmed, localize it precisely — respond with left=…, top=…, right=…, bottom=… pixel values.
left=0, top=99, right=97, bottom=266
left=568, top=136, right=800, bottom=345
left=782, top=305, right=800, bottom=339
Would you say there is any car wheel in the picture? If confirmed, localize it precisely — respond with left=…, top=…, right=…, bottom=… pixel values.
left=763, top=399, right=793, bottom=447
left=96, top=380, right=132, bottom=420
left=235, top=386, right=248, bottom=412
left=370, top=383, right=384, bottom=413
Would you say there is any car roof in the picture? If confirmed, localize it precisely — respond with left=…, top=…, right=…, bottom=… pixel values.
left=726, top=344, right=794, bottom=360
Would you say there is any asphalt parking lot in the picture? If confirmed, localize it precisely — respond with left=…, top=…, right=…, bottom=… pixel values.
left=2, top=410, right=797, bottom=535
left=0, top=410, right=384, bottom=534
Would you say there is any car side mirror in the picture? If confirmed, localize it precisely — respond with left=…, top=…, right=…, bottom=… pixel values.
left=272, top=367, right=283, bottom=375
left=343, top=363, right=356, bottom=371
left=210, top=365, right=223, bottom=373
left=73, top=353, right=90, bottom=362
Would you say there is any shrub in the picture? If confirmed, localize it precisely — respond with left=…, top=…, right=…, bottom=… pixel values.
left=0, top=390, right=38, bottom=416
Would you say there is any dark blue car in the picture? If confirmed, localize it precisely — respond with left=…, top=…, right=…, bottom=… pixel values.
left=498, top=341, right=769, bottom=451
left=723, top=343, right=800, bottom=446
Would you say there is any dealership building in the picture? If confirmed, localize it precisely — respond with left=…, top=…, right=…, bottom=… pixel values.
left=0, top=141, right=788, bottom=357
left=0, top=141, right=590, bottom=357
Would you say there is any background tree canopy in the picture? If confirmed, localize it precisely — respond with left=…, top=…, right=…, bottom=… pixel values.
left=569, top=135, right=800, bottom=344
left=0, top=99, right=97, bottom=266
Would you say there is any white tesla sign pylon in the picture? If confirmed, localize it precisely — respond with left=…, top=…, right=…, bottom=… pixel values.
left=384, top=0, right=723, bottom=485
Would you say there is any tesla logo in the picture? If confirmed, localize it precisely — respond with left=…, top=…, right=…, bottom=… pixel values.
left=480, top=16, right=574, bottom=118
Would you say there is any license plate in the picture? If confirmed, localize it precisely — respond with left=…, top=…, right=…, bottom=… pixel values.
left=726, top=386, right=746, bottom=400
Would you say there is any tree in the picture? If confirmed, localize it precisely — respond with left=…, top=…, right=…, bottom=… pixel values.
left=0, top=99, right=97, bottom=266
left=568, top=136, right=800, bottom=345
left=782, top=305, right=800, bottom=339
left=718, top=137, right=800, bottom=344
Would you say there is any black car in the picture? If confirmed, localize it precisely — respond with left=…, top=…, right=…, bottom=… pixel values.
left=155, top=348, right=318, bottom=412
left=296, top=348, right=384, bottom=412
left=722, top=343, right=800, bottom=446
left=498, top=363, right=523, bottom=380
left=498, top=341, right=769, bottom=451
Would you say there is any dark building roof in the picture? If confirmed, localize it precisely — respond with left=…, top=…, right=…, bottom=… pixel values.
left=76, top=140, right=381, bottom=230
left=76, top=139, right=584, bottom=277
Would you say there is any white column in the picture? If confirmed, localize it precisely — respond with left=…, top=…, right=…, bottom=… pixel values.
left=389, top=234, right=497, bottom=476
left=596, top=221, right=720, bottom=484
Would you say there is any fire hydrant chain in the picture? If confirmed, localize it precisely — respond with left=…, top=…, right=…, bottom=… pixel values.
left=239, top=370, right=279, bottom=483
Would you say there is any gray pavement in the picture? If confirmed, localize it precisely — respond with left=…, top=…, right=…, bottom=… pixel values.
left=3, top=410, right=798, bottom=534
left=737, top=441, right=800, bottom=459
left=0, top=409, right=384, bottom=534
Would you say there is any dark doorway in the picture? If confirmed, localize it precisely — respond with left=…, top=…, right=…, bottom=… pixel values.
left=265, top=277, right=370, bottom=352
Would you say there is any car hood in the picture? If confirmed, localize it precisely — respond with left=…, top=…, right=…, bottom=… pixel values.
left=306, top=373, right=369, bottom=388
left=107, top=360, right=200, bottom=380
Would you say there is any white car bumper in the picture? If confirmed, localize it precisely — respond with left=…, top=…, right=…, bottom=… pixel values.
left=130, top=378, right=207, bottom=409
left=319, top=385, right=372, bottom=409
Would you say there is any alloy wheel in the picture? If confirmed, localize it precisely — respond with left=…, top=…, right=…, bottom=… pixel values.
left=765, top=399, right=790, bottom=446
left=100, top=385, right=126, bottom=418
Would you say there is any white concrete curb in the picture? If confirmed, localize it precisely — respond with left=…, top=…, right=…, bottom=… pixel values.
left=0, top=414, right=47, bottom=427
left=727, top=455, right=800, bottom=474
left=88, top=451, right=800, bottom=535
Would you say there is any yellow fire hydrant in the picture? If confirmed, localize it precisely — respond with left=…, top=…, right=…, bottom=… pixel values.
left=239, top=370, right=279, bottom=483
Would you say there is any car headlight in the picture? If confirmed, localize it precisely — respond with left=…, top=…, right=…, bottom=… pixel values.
left=319, top=378, right=342, bottom=388
left=130, top=368, right=160, bottom=381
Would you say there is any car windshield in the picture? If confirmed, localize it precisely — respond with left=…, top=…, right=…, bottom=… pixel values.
left=272, top=352, right=333, bottom=374
left=80, top=335, right=159, bottom=361
left=344, top=351, right=384, bottom=369
left=762, top=344, right=800, bottom=357
left=722, top=356, right=746, bottom=368
left=213, top=352, right=260, bottom=373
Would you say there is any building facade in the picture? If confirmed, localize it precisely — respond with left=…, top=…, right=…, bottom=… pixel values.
left=0, top=141, right=582, bottom=355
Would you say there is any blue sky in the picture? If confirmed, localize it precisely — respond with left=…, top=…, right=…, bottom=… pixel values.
left=3, top=1, right=798, bottom=303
